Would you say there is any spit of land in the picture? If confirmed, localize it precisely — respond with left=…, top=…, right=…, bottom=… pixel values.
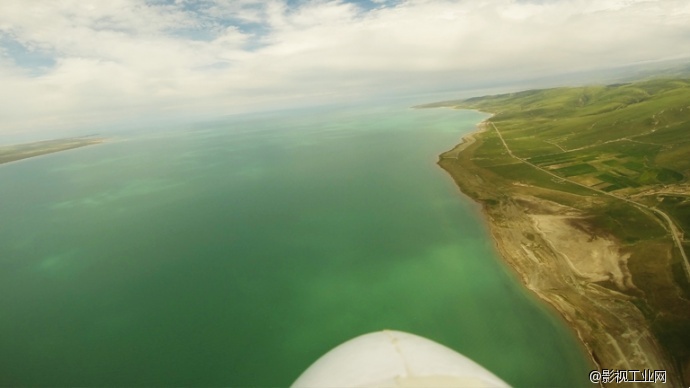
left=0, top=137, right=106, bottom=166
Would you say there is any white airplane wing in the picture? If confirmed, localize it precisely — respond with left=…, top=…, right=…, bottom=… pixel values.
left=292, top=330, right=510, bottom=388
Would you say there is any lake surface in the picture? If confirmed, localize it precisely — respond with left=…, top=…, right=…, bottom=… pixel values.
left=0, top=104, right=592, bottom=386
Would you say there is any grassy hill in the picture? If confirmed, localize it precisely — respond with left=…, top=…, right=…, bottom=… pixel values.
left=422, top=78, right=690, bottom=384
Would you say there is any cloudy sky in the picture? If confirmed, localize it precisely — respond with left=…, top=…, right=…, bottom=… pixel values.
left=1, top=0, right=689, bottom=135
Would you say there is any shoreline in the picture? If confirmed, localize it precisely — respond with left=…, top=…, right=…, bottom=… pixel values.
left=438, top=115, right=681, bottom=386
left=437, top=109, right=494, bottom=158
left=438, top=126, right=600, bottom=366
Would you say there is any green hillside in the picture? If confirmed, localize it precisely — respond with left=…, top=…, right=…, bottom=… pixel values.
left=440, top=79, right=690, bottom=182
left=423, top=78, right=690, bottom=384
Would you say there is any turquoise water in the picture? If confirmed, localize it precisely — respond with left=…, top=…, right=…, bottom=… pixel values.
left=0, top=105, right=592, bottom=386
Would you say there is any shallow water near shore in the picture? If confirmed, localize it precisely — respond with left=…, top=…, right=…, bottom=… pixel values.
left=0, top=104, right=592, bottom=386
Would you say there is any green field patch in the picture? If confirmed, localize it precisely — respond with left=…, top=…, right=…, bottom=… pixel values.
left=601, top=183, right=624, bottom=192
left=486, top=163, right=593, bottom=195
left=528, top=152, right=576, bottom=165
left=656, top=168, right=685, bottom=183
left=622, top=161, right=645, bottom=171
left=576, top=154, right=600, bottom=162
left=506, top=138, right=564, bottom=157
left=596, top=173, right=640, bottom=189
left=611, top=168, right=632, bottom=177
left=602, top=159, right=619, bottom=166
left=637, top=170, right=658, bottom=185
left=553, top=163, right=598, bottom=177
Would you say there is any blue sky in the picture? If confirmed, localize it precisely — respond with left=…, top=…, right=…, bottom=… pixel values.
left=1, top=0, right=689, bottom=135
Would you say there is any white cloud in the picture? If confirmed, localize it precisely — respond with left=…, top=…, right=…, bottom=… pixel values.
left=1, top=0, right=690, bottom=135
